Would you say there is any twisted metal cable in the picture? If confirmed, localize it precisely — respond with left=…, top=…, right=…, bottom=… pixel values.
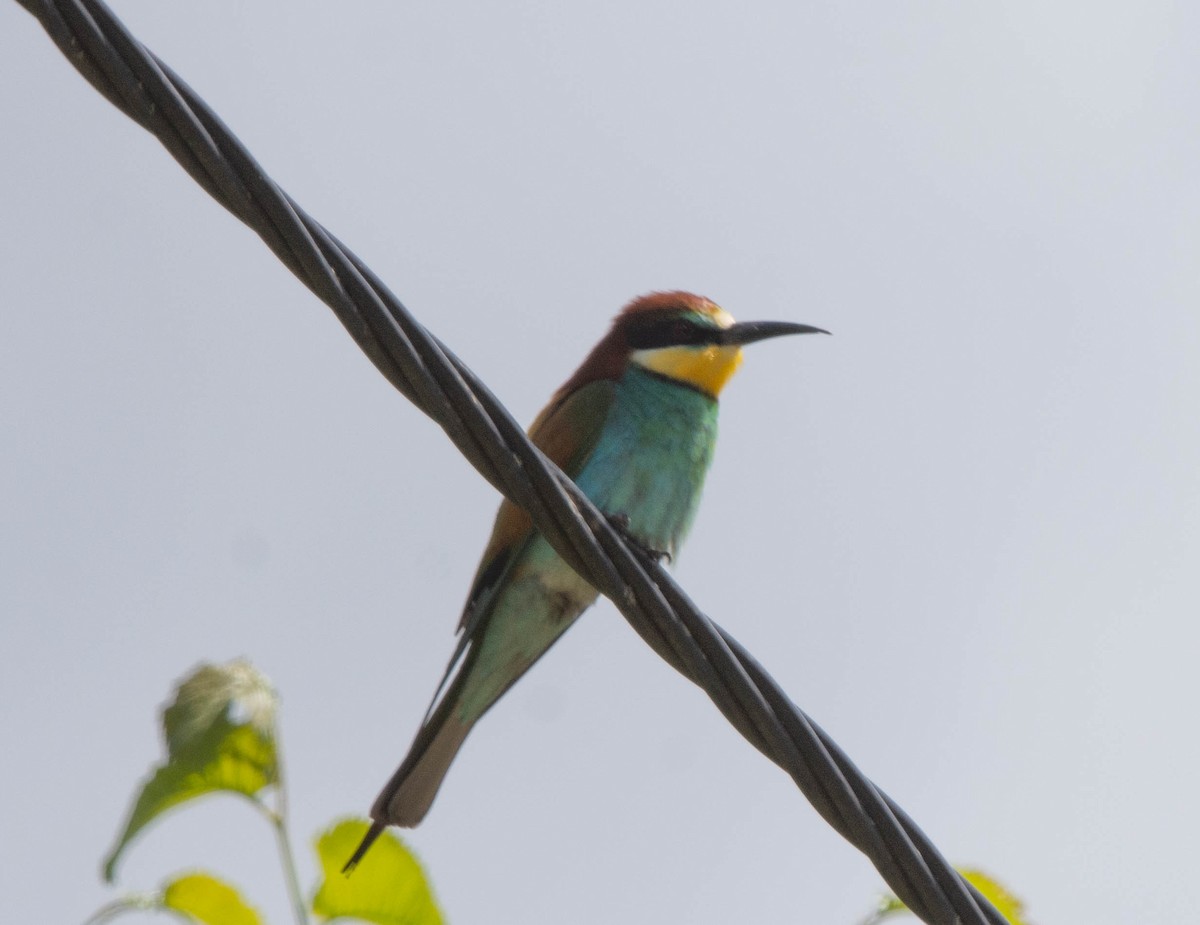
left=15, top=2, right=1006, bottom=922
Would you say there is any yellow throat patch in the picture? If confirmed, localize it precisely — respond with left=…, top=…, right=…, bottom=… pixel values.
left=632, top=344, right=744, bottom=397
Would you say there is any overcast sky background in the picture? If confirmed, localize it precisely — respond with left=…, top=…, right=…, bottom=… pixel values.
left=3, top=2, right=1199, bottom=923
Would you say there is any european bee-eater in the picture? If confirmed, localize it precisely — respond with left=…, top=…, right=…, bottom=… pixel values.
left=347, top=291, right=825, bottom=867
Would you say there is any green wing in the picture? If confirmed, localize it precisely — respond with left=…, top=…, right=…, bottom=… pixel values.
left=456, top=378, right=616, bottom=634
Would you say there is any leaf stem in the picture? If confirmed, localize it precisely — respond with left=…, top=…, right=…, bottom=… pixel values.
left=81, top=897, right=139, bottom=924
left=81, top=894, right=160, bottom=924
left=266, top=735, right=310, bottom=925
left=270, top=809, right=310, bottom=925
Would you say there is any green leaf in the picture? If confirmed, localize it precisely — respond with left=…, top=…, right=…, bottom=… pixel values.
left=163, top=660, right=278, bottom=753
left=162, top=872, right=265, bottom=925
left=312, top=819, right=443, bottom=925
left=872, top=867, right=1028, bottom=925
left=874, top=893, right=907, bottom=918
left=102, top=660, right=279, bottom=882
left=958, top=869, right=1028, bottom=925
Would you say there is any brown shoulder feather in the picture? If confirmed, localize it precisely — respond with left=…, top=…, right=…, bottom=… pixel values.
left=457, top=379, right=616, bottom=631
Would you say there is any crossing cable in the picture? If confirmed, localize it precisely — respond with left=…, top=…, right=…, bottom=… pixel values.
left=15, top=2, right=1007, bottom=923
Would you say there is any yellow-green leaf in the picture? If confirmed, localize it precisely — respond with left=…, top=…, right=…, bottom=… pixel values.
left=162, top=872, right=265, bottom=925
left=102, top=661, right=279, bottom=881
left=164, top=660, right=277, bottom=754
left=872, top=867, right=1028, bottom=925
left=959, top=869, right=1027, bottom=925
left=312, top=819, right=443, bottom=925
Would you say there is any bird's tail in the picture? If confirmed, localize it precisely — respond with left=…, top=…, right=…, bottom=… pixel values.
left=342, top=713, right=469, bottom=871
left=343, top=669, right=475, bottom=873
left=372, top=702, right=471, bottom=828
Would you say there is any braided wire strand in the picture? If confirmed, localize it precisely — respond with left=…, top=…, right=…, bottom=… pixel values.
left=15, top=2, right=1007, bottom=922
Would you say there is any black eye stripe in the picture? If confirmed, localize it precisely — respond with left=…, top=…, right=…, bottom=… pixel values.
left=625, top=314, right=720, bottom=349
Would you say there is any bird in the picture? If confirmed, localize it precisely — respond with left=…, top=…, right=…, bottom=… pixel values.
left=346, top=291, right=826, bottom=869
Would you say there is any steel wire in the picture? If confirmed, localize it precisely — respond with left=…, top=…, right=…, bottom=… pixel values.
left=15, top=1, right=1007, bottom=922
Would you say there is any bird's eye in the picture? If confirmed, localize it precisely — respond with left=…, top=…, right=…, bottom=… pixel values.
left=671, top=320, right=693, bottom=342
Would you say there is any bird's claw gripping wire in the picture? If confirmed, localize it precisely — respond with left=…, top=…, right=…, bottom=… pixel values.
left=606, top=512, right=672, bottom=565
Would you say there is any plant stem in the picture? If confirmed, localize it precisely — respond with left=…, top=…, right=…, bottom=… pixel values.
left=81, top=894, right=162, bottom=925
left=81, top=897, right=140, bottom=924
left=266, top=730, right=310, bottom=925
left=270, top=808, right=310, bottom=925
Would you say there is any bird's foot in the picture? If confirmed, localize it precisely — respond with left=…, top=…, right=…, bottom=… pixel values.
left=605, top=512, right=672, bottom=564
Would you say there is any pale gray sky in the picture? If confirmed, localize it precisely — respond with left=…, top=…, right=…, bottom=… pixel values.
left=3, top=3, right=1198, bottom=924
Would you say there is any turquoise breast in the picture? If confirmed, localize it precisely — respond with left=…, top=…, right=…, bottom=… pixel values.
left=575, top=365, right=720, bottom=558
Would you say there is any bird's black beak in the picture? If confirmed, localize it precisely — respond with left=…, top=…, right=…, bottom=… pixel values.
left=720, top=320, right=830, bottom=346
